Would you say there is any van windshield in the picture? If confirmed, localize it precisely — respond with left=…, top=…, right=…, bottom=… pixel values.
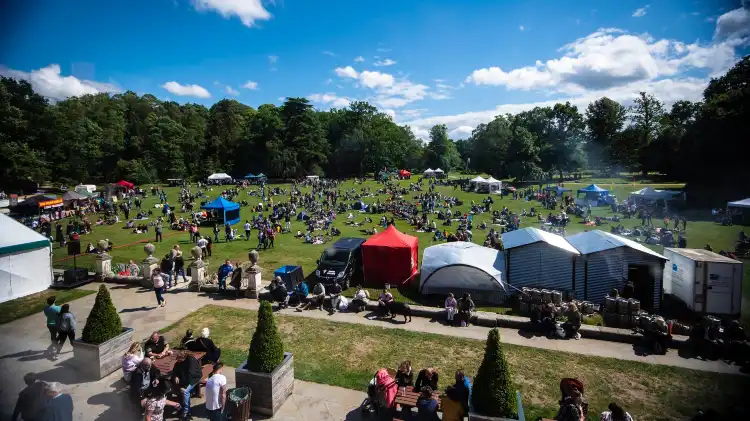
left=321, top=249, right=350, bottom=266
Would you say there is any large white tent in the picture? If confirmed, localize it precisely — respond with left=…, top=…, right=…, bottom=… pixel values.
left=728, top=198, right=750, bottom=209
left=0, top=213, right=52, bottom=303
left=207, top=173, right=232, bottom=181
left=424, top=168, right=435, bottom=177
left=420, top=242, right=508, bottom=304
left=630, top=187, right=684, bottom=202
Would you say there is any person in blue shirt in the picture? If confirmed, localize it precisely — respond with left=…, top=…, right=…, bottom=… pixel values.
left=294, top=280, right=309, bottom=307
left=43, top=297, right=61, bottom=354
left=416, top=386, right=439, bottom=421
left=454, top=369, right=472, bottom=413
left=217, top=260, right=233, bottom=291
left=42, top=382, right=73, bottom=421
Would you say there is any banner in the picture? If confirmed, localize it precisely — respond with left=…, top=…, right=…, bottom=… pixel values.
left=39, top=198, right=63, bottom=208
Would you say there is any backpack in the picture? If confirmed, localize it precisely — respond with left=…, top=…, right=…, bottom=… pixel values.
left=57, top=313, right=71, bottom=332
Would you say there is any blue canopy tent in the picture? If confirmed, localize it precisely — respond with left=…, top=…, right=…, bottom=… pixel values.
left=577, top=184, right=610, bottom=206
left=200, top=197, right=241, bottom=226
left=244, top=173, right=256, bottom=179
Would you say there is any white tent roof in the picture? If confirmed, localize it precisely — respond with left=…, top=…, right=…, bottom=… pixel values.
left=728, top=198, right=750, bottom=209
left=0, top=213, right=51, bottom=256
left=566, top=229, right=666, bottom=259
left=485, top=176, right=502, bottom=184
left=306, top=175, right=319, bottom=179
left=424, top=168, right=435, bottom=173
left=434, top=168, right=445, bottom=173
left=630, top=187, right=682, bottom=200
left=207, top=173, right=232, bottom=180
left=502, top=227, right=579, bottom=254
left=420, top=242, right=507, bottom=292
left=470, top=176, right=486, bottom=183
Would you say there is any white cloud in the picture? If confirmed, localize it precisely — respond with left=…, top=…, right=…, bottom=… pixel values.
left=335, top=66, right=359, bottom=79
left=191, top=0, right=272, bottom=27
left=400, top=109, right=426, bottom=119
left=519, top=25, right=525, bottom=31
left=359, top=71, right=395, bottom=88
left=714, top=4, right=750, bottom=39
left=308, top=92, right=352, bottom=108
left=0, top=64, right=119, bottom=101
left=225, top=85, right=239, bottom=96
left=322, top=51, right=337, bottom=56
left=161, top=81, right=211, bottom=98
left=268, top=55, right=278, bottom=64
left=632, top=5, right=650, bottom=17
left=354, top=56, right=365, bottom=63
left=243, top=80, right=259, bottom=90
left=449, top=126, right=474, bottom=139
left=373, top=58, right=397, bottom=67
left=383, top=109, right=396, bottom=119
left=465, top=27, right=742, bottom=92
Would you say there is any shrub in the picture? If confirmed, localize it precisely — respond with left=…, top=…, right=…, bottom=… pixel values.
left=81, top=285, right=123, bottom=344
left=471, top=328, right=516, bottom=418
left=247, top=300, right=284, bottom=373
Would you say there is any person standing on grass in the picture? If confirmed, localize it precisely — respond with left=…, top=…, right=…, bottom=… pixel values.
left=53, top=304, right=76, bottom=360
left=204, top=363, right=228, bottom=421
left=152, top=268, right=166, bottom=307
left=155, top=222, right=163, bottom=242
left=197, top=236, right=208, bottom=258
left=43, top=297, right=61, bottom=355
left=224, top=223, right=232, bottom=242
left=213, top=223, right=220, bottom=242
left=244, top=220, right=251, bottom=241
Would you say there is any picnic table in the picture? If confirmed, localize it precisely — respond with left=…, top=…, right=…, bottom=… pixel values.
left=151, top=352, right=212, bottom=397
left=393, top=388, right=441, bottom=412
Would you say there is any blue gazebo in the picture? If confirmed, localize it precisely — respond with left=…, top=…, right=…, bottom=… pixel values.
left=200, top=197, right=241, bottom=226
left=577, top=184, right=610, bottom=205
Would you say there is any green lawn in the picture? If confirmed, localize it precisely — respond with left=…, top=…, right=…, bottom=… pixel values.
left=161, top=305, right=750, bottom=421
left=48, top=177, right=748, bottom=320
left=0, top=288, right=95, bottom=324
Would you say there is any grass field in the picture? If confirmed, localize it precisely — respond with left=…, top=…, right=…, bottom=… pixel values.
left=161, top=305, right=750, bottom=421
left=0, top=289, right=95, bottom=324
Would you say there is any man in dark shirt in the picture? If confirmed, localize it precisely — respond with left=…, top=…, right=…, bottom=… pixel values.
left=12, top=373, right=47, bottom=421
left=185, top=328, right=221, bottom=364
left=171, top=351, right=203, bottom=419
left=414, top=368, right=439, bottom=391
left=42, top=382, right=73, bottom=421
left=144, top=331, right=172, bottom=358
left=129, top=358, right=161, bottom=403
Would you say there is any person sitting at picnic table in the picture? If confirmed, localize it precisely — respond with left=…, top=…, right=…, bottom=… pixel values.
left=416, top=386, right=440, bottom=421
left=171, top=351, right=203, bottom=420
left=456, top=293, right=475, bottom=327
left=395, top=360, right=414, bottom=387
left=414, top=367, right=439, bottom=391
left=145, top=331, right=172, bottom=359
left=184, top=328, right=221, bottom=364
left=441, top=384, right=467, bottom=421
left=180, top=329, right=197, bottom=349
left=270, top=276, right=290, bottom=308
left=122, top=342, right=144, bottom=382
left=129, top=358, right=161, bottom=405
left=453, top=369, right=472, bottom=412
left=378, top=287, right=395, bottom=317
left=142, top=378, right=181, bottom=421
left=351, top=285, right=370, bottom=312
left=301, top=282, right=326, bottom=311
left=216, top=260, right=233, bottom=291
left=444, top=293, right=457, bottom=323
left=293, top=279, right=309, bottom=307
left=374, top=368, right=398, bottom=410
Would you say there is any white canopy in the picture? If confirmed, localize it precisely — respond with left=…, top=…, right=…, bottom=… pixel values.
left=0, top=213, right=52, bottom=303
left=728, top=198, right=750, bottom=209
left=434, top=168, right=445, bottom=173
left=420, top=242, right=507, bottom=295
left=207, top=173, right=232, bottom=181
left=485, top=176, right=501, bottom=184
left=630, top=187, right=683, bottom=201
left=424, top=168, right=435, bottom=173
left=306, top=175, right=319, bottom=180
left=470, top=176, right=486, bottom=183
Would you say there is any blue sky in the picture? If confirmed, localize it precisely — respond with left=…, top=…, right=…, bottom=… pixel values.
left=2, top=0, right=749, bottom=139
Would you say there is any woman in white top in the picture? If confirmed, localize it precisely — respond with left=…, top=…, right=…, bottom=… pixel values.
left=152, top=269, right=166, bottom=307
left=444, top=293, right=458, bottom=322
left=600, top=402, right=633, bottom=421
left=205, top=363, right=228, bottom=420
left=121, top=342, right=144, bottom=382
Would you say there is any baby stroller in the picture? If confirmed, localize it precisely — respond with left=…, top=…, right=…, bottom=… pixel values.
left=360, top=372, right=394, bottom=418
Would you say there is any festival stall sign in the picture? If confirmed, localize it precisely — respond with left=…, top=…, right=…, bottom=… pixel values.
left=39, top=198, right=64, bottom=209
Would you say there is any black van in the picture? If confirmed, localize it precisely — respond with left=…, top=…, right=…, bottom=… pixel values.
left=315, top=237, right=365, bottom=289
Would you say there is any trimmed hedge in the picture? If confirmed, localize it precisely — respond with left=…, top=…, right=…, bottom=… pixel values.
left=471, top=328, right=516, bottom=418
left=247, top=300, right=285, bottom=373
left=81, top=285, right=123, bottom=344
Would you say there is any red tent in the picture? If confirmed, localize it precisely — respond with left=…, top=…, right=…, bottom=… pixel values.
left=115, top=180, right=134, bottom=189
left=362, top=225, right=419, bottom=286
left=399, top=169, right=411, bottom=178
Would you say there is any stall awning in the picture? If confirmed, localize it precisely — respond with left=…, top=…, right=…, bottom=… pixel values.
left=727, top=198, right=750, bottom=209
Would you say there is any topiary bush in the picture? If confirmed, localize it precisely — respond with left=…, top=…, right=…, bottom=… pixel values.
left=471, top=328, right=517, bottom=418
left=247, top=300, right=285, bottom=373
left=81, top=284, right=123, bottom=344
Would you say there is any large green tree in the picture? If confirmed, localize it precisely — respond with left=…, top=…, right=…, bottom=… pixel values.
left=585, top=97, right=627, bottom=170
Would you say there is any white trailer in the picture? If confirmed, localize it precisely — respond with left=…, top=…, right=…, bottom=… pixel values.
left=662, top=248, right=743, bottom=316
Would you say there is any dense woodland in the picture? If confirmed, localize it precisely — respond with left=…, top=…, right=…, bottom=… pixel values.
left=1, top=57, right=747, bottom=196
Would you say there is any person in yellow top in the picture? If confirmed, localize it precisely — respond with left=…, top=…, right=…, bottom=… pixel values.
left=440, top=385, right=466, bottom=421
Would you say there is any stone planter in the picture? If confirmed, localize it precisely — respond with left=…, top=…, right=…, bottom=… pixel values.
left=71, top=328, right=134, bottom=380
left=235, top=352, right=294, bottom=416
left=468, top=412, right=520, bottom=421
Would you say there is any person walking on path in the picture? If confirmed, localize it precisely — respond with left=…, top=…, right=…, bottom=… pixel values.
left=43, top=297, right=61, bottom=355
left=53, top=304, right=76, bottom=360
left=152, top=269, right=166, bottom=307
left=11, top=373, right=47, bottom=421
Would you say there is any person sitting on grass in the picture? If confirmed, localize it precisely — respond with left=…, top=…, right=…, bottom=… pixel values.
left=185, top=328, right=221, bottom=364
left=414, top=367, right=439, bottom=391
left=378, top=287, right=395, bottom=317
left=301, top=282, right=326, bottom=311
left=144, top=332, right=172, bottom=359
left=416, top=386, right=440, bottom=421
left=293, top=279, right=309, bottom=307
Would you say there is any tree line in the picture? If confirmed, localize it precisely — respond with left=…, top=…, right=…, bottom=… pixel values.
left=1, top=57, right=747, bottom=195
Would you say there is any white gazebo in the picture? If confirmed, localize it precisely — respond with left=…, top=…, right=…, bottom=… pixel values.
left=207, top=173, right=232, bottom=182
left=1, top=213, right=53, bottom=303
left=434, top=168, right=445, bottom=178
left=424, top=168, right=436, bottom=177
left=485, top=176, right=502, bottom=193
left=469, top=176, right=486, bottom=190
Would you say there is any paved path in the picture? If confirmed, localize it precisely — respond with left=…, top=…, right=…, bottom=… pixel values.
left=0, top=282, right=742, bottom=420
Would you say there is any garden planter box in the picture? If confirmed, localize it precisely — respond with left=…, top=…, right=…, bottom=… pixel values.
left=71, top=327, right=134, bottom=380
left=468, top=412, right=521, bottom=421
left=235, top=352, right=294, bottom=416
